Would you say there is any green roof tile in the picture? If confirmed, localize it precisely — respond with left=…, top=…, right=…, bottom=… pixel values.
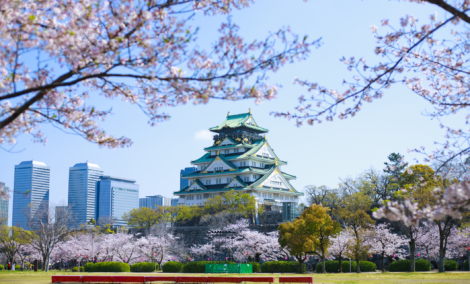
left=209, top=112, right=269, bottom=133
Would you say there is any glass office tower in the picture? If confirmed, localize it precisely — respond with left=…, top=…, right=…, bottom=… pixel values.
left=0, top=182, right=9, bottom=225
left=68, top=162, right=103, bottom=227
left=96, top=176, right=139, bottom=227
left=180, top=167, right=196, bottom=190
left=12, top=161, right=50, bottom=229
left=139, top=195, right=171, bottom=209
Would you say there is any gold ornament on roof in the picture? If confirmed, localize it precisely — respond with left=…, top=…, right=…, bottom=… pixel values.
left=249, top=108, right=251, bottom=114
left=264, top=135, right=267, bottom=140
left=274, top=159, right=278, bottom=166
left=227, top=111, right=230, bottom=117
left=217, top=150, right=220, bottom=155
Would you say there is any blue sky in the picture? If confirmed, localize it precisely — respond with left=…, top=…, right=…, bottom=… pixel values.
left=0, top=0, right=457, bottom=225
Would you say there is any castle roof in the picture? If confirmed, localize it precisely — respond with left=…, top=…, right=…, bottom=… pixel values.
left=209, top=112, right=269, bottom=133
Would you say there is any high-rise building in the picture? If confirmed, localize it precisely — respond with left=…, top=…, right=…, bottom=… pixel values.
left=180, top=167, right=196, bottom=190
left=12, top=161, right=50, bottom=229
left=139, top=195, right=171, bottom=209
left=68, top=162, right=103, bottom=227
left=171, top=198, right=179, bottom=207
left=55, top=205, right=68, bottom=220
left=96, top=176, right=139, bottom=227
left=175, top=111, right=303, bottom=223
left=0, top=182, right=9, bottom=226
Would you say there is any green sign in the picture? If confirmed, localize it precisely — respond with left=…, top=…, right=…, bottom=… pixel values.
left=205, top=264, right=252, bottom=274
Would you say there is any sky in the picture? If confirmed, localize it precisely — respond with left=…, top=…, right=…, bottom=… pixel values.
left=0, top=0, right=459, bottom=226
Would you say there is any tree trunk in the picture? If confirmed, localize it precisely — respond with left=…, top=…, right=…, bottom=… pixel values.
left=356, top=259, right=360, bottom=273
left=409, top=240, right=415, bottom=272
left=255, top=253, right=260, bottom=263
left=438, top=247, right=445, bottom=273
left=321, top=256, right=325, bottom=273
left=298, top=259, right=304, bottom=274
left=381, top=252, right=385, bottom=272
left=338, top=254, right=342, bottom=273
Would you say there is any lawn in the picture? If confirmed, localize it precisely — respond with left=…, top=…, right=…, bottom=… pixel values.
left=0, top=270, right=470, bottom=284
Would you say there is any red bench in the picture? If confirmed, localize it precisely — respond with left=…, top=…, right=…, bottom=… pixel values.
left=279, top=277, right=313, bottom=284
left=238, top=277, right=275, bottom=283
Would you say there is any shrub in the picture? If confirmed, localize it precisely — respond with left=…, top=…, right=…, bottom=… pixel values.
left=388, top=259, right=431, bottom=272
left=84, top=263, right=94, bottom=272
left=130, top=262, right=156, bottom=272
left=0, top=265, right=4, bottom=270
left=72, top=267, right=84, bottom=272
left=182, top=261, right=235, bottom=273
left=162, top=261, right=182, bottom=272
left=315, top=261, right=375, bottom=273
left=444, top=259, right=458, bottom=271
left=260, top=261, right=306, bottom=273
left=90, top=262, right=130, bottom=272
left=248, top=262, right=260, bottom=273
left=14, top=265, right=21, bottom=271
left=465, top=260, right=469, bottom=271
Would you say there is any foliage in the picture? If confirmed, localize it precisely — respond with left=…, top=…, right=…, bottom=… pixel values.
left=0, top=265, right=3, bottom=270
left=130, top=262, right=156, bottom=272
left=260, top=261, right=306, bottom=273
left=315, top=261, right=376, bottom=273
left=122, top=207, right=165, bottom=234
left=84, top=263, right=93, bottom=272
left=14, top=265, right=21, bottom=270
left=464, top=260, right=469, bottom=271
left=182, top=261, right=235, bottom=273
left=90, top=262, right=131, bottom=272
left=162, top=261, right=182, bottom=272
left=72, top=267, right=84, bottom=272
left=388, top=259, right=431, bottom=272
left=444, top=260, right=458, bottom=271
left=248, top=262, right=260, bottom=273
left=0, top=225, right=34, bottom=265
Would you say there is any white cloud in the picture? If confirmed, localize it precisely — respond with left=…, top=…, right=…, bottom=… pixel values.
left=194, top=129, right=214, bottom=142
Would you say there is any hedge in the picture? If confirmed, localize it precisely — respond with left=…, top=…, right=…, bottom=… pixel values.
left=444, top=260, right=458, bottom=271
left=260, top=261, right=305, bottom=273
left=0, top=265, right=4, bottom=270
left=182, top=261, right=236, bottom=273
left=162, top=261, right=182, bottom=272
left=72, top=267, right=84, bottom=272
left=388, top=259, right=431, bottom=272
left=248, top=262, right=260, bottom=273
left=90, top=262, right=130, bottom=272
left=315, top=261, right=376, bottom=273
left=14, top=265, right=21, bottom=270
left=84, top=263, right=93, bottom=272
left=465, top=260, right=469, bottom=271
left=130, top=262, right=156, bottom=272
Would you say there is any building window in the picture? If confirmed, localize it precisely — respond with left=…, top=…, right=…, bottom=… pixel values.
left=234, top=148, right=239, bottom=153
left=187, top=195, right=194, bottom=200
left=243, top=176, right=249, bottom=182
left=206, top=180, right=211, bottom=185
left=240, top=161, right=247, bottom=167
left=290, top=196, right=294, bottom=201
left=280, top=195, right=284, bottom=200
left=216, top=178, right=222, bottom=184
left=226, top=177, right=233, bottom=183
left=214, top=167, right=223, bottom=171
left=224, top=150, right=230, bottom=154
left=209, top=194, right=216, bottom=198
left=262, top=153, right=269, bottom=158
left=270, top=181, right=282, bottom=186
left=197, top=195, right=203, bottom=200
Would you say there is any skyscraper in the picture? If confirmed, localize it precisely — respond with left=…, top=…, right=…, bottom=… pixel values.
left=171, top=198, right=179, bottom=207
left=0, top=182, right=9, bottom=226
left=139, top=195, right=171, bottom=209
left=68, top=162, right=103, bottom=227
left=96, top=176, right=139, bottom=227
left=12, top=161, right=50, bottom=229
left=180, top=167, right=196, bottom=190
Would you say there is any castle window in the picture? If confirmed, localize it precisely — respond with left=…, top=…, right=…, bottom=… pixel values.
left=270, top=181, right=282, bottom=186
left=216, top=178, right=222, bottom=184
left=206, top=180, right=211, bottom=185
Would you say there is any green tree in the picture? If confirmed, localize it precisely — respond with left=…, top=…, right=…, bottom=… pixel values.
left=302, top=205, right=341, bottom=273
left=335, top=192, right=375, bottom=273
left=123, top=207, right=165, bottom=235
left=278, top=220, right=313, bottom=273
left=0, top=225, right=32, bottom=265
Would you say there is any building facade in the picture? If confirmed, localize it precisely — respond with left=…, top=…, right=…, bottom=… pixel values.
left=0, top=182, right=9, bottom=225
left=171, top=198, right=179, bottom=207
left=139, top=195, right=171, bottom=209
left=68, top=162, right=103, bottom=227
left=12, top=161, right=50, bottom=229
left=96, top=176, right=139, bottom=227
left=174, top=111, right=303, bottom=223
left=180, top=167, right=196, bottom=190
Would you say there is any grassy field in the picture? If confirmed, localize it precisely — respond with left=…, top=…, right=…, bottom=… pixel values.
left=0, top=270, right=470, bottom=284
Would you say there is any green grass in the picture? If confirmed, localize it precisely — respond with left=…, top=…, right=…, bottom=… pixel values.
left=0, top=270, right=469, bottom=284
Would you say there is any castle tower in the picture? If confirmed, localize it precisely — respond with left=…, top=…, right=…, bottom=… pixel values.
left=174, top=111, right=303, bottom=222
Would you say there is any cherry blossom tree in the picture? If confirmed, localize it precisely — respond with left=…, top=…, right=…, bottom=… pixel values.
left=0, top=0, right=314, bottom=150
left=329, top=229, right=353, bottom=273
left=233, top=230, right=282, bottom=262
left=369, top=224, right=408, bottom=272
